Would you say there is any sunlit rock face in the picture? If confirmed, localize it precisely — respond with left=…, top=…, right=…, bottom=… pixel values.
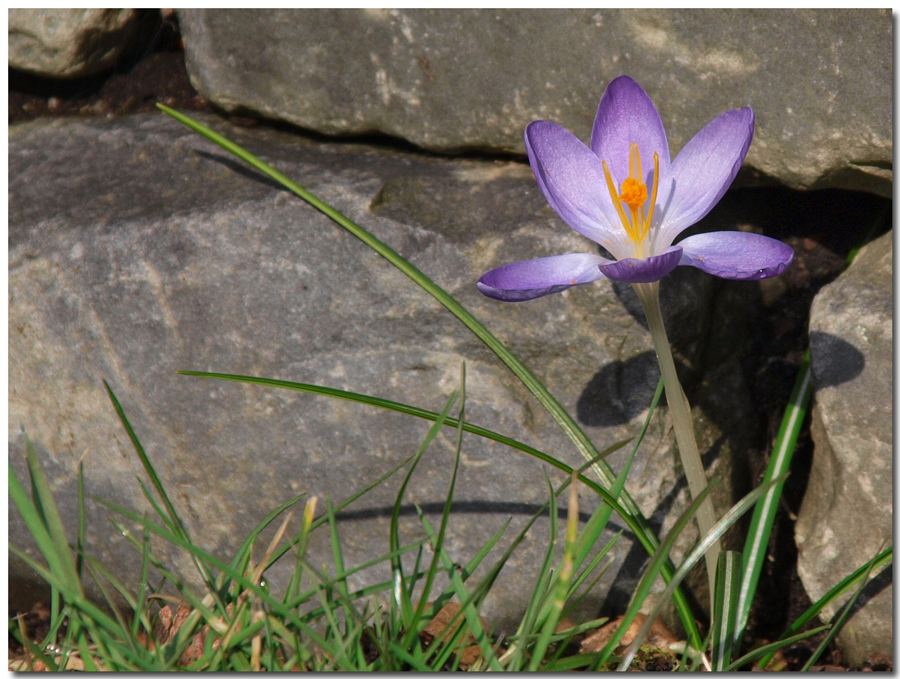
left=797, top=231, right=892, bottom=666
left=9, top=9, right=143, bottom=78
left=178, top=9, right=891, bottom=196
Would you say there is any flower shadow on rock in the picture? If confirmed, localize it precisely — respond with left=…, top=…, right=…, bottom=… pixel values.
left=808, top=331, right=866, bottom=389
left=576, top=351, right=662, bottom=427
left=575, top=265, right=711, bottom=428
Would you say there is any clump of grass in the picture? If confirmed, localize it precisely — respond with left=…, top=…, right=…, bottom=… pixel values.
left=11, top=364, right=888, bottom=670
left=9, top=107, right=891, bottom=670
left=5, top=371, right=623, bottom=670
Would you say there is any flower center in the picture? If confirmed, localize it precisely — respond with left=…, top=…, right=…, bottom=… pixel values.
left=619, top=177, right=647, bottom=210
left=602, top=142, right=659, bottom=256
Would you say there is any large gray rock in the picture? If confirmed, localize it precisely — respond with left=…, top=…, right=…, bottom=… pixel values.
left=8, top=9, right=140, bottom=78
left=796, top=230, right=892, bottom=665
left=9, top=113, right=759, bottom=626
left=178, top=9, right=891, bottom=197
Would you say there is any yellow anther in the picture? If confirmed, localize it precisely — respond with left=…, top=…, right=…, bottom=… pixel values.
left=619, top=177, right=648, bottom=210
left=629, top=142, right=643, bottom=186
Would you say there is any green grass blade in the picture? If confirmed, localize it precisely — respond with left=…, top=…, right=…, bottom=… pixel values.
left=76, top=453, right=87, bottom=582
left=325, top=496, right=350, bottom=605
left=502, top=459, right=609, bottom=669
left=389, top=390, right=458, bottom=623
left=542, top=651, right=607, bottom=671
left=271, top=452, right=416, bottom=570
left=528, top=472, right=581, bottom=670
left=20, top=629, right=60, bottom=671
left=131, top=524, right=153, bottom=640
left=737, top=228, right=883, bottom=651
left=430, top=552, right=502, bottom=670
left=104, top=381, right=227, bottom=611
left=81, top=552, right=139, bottom=614
left=411, top=508, right=493, bottom=670
left=426, top=515, right=511, bottom=618
left=561, top=535, right=618, bottom=621
left=21, top=442, right=82, bottom=595
left=405, top=364, right=467, bottom=647
left=99, top=500, right=347, bottom=659
left=135, top=477, right=180, bottom=536
left=178, top=370, right=606, bottom=494
left=736, top=350, right=811, bottom=639
left=800, top=542, right=886, bottom=671
left=75, top=627, right=100, bottom=671
left=711, top=550, right=741, bottom=670
left=284, top=497, right=316, bottom=604
left=9, top=460, right=59, bottom=576
left=103, top=381, right=189, bottom=541
left=413, top=507, right=520, bottom=672
left=509, top=473, right=560, bottom=670
left=82, top=560, right=142, bottom=659
left=287, top=539, right=428, bottom=613
left=725, top=625, right=829, bottom=670
left=567, top=378, right=663, bottom=602
left=233, top=491, right=307, bottom=573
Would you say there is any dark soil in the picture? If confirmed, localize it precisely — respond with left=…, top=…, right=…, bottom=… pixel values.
left=8, top=10, right=892, bottom=671
left=9, top=10, right=211, bottom=124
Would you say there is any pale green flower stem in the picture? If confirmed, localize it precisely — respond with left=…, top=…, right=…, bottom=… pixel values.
left=633, top=281, right=719, bottom=598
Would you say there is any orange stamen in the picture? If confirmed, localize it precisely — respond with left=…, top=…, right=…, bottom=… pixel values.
left=602, top=160, right=637, bottom=242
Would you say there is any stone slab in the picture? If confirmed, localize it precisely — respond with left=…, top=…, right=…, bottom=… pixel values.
left=9, top=9, right=140, bottom=78
left=178, top=9, right=892, bottom=197
left=797, top=230, right=893, bottom=665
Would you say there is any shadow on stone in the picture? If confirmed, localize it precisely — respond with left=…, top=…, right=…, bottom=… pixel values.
left=576, top=351, right=662, bottom=427
left=809, top=331, right=866, bottom=388
left=608, top=268, right=712, bottom=359
left=839, top=563, right=892, bottom=624
left=333, top=500, right=629, bottom=536
left=195, top=150, right=290, bottom=193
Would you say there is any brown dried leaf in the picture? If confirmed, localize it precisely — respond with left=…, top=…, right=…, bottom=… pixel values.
left=579, top=613, right=678, bottom=655
left=419, top=601, right=488, bottom=670
left=171, top=604, right=192, bottom=636
left=178, top=625, right=207, bottom=667
left=152, top=603, right=209, bottom=666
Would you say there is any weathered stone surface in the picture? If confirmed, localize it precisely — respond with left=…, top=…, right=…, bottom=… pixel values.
left=797, top=230, right=892, bottom=665
left=9, top=113, right=761, bottom=625
left=178, top=9, right=891, bottom=197
left=8, top=9, right=140, bottom=78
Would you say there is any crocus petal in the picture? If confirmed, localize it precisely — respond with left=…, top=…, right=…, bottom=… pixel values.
left=476, top=253, right=608, bottom=302
left=590, top=75, right=671, bottom=186
left=599, top=246, right=682, bottom=283
left=656, top=107, right=755, bottom=246
left=525, top=121, right=620, bottom=245
left=678, top=231, right=795, bottom=280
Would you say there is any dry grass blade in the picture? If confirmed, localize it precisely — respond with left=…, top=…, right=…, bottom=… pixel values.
left=251, top=511, right=293, bottom=586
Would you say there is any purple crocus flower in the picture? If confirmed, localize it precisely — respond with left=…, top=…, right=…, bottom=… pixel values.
left=477, top=76, right=794, bottom=302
